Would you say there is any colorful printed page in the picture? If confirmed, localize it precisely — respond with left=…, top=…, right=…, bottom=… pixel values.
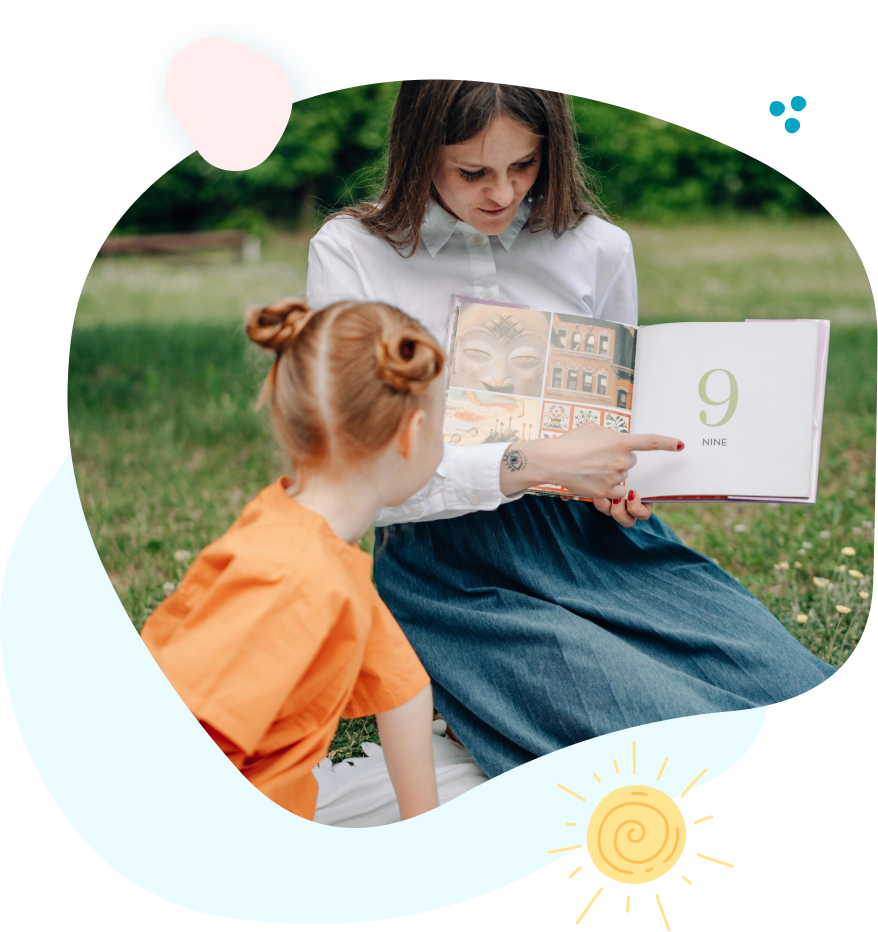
left=629, top=320, right=821, bottom=498
left=443, top=298, right=638, bottom=496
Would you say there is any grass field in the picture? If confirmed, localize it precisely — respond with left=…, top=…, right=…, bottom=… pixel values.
left=69, top=217, right=876, bottom=761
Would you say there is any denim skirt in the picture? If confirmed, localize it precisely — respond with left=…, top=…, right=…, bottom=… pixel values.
left=373, top=496, right=834, bottom=779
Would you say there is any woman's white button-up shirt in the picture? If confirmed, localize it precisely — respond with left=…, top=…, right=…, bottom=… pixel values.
left=306, top=199, right=639, bottom=525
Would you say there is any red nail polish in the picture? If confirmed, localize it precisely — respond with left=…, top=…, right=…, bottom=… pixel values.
left=677, top=442, right=685, bottom=451
left=628, top=490, right=635, bottom=501
left=613, top=498, right=622, bottom=505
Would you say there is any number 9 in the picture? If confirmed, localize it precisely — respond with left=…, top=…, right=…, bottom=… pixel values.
left=698, top=369, right=738, bottom=427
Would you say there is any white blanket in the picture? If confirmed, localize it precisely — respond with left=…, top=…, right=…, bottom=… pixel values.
left=312, top=720, right=488, bottom=828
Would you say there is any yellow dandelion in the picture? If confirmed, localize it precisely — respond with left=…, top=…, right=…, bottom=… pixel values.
left=813, top=577, right=828, bottom=588
left=796, top=613, right=808, bottom=624
left=859, top=591, right=869, bottom=600
left=794, top=561, right=802, bottom=568
left=775, top=561, right=789, bottom=570
left=836, top=565, right=847, bottom=572
left=841, top=546, right=856, bottom=556
left=849, top=569, right=864, bottom=579
left=836, top=605, right=852, bottom=614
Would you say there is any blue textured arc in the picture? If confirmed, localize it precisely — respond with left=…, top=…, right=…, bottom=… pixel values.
left=137, top=11, right=333, bottom=169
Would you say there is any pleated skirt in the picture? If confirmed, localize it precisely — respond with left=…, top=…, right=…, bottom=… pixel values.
left=373, top=496, right=834, bottom=779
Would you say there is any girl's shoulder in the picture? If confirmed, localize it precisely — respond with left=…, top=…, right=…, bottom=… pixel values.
left=203, top=481, right=370, bottom=593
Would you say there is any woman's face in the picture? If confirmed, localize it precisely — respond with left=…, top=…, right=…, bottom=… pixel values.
left=451, top=305, right=550, bottom=398
left=432, top=115, right=542, bottom=235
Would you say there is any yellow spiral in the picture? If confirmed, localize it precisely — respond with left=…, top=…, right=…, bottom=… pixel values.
left=586, top=785, right=686, bottom=884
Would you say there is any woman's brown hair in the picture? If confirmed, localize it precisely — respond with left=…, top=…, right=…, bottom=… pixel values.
left=245, top=298, right=444, bottom=478
left=332, top=81, right=608, bottom=255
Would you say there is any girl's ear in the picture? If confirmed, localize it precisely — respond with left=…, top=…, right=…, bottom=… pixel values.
left=397, top=408, right=427, bottom=462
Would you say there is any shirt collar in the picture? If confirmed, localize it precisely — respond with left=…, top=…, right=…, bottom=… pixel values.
left=420, top=198, right=532, bottom=258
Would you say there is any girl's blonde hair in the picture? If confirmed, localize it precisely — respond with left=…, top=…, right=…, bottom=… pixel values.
left=245, top=299, right=444, bottom=473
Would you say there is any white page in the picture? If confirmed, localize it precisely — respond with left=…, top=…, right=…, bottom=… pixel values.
left=630, top=321, right=819, bottom=497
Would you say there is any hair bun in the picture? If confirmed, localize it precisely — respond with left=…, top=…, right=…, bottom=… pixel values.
left=376, top=326, right=444, bottom=394
left=245, top=299, right=316, bottom=353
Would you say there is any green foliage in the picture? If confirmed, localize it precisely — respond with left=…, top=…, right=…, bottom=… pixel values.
left=116, top=83, right=823, bottom=237
left=115, top=83, right=399, bottom=235
left=570, top=100, right=823, bottom=221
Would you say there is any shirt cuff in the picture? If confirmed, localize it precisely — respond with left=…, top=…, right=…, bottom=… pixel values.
left=372, top=442, right=526, bottom=526
left=441, top=440, right=526, bottom=511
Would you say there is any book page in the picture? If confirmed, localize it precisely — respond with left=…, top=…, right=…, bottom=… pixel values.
left=443, top=301, right=637, bottom=495
left=630, top=321, right=820, bottom=498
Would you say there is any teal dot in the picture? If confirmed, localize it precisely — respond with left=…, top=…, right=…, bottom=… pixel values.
left=791, top=96, right=806, bottom=112
left=769, top=100, right=785, bottom=116
left=785, top=118, right=801, bottom=134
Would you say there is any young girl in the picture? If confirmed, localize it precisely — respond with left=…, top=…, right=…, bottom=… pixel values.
left=307, top=81, right=835, bottom=779
left=141, top=298, right=446, bottom=821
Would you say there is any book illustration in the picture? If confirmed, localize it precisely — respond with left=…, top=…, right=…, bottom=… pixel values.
left=572, top=406, right=602, bottom=427
left=444, top=389, right=542, bottom=446
left=545, top=314, right=636, bottom=411
left=603, top=412, right=631, bottom=433
left=449, top=303, right=552, bottom=400
left=541, top=402, right=571, bottom=431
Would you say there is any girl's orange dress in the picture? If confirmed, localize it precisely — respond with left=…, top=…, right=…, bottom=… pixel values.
left=140, top=478, right=430, bottom=820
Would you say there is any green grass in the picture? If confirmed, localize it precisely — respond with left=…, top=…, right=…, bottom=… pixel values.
left=70, top=217, right=875, bottom=760
left=630, top=217, right=875, bottom=326
left=73, top=231, right=311, bottom=329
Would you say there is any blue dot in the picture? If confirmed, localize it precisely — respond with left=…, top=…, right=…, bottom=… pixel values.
left=791, top=96, right=806, bottom=112
left=769, top=100, right=785, bottom=116
left=785, top=118, right=801, bottom=134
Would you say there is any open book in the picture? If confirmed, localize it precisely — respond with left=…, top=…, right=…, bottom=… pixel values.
left=443, top=296, right=829, bottom=503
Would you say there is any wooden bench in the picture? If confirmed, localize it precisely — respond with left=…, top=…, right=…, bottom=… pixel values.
left=99, top=230, right=261, bottom=264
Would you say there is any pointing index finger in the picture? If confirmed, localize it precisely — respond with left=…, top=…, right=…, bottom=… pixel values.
left=622, top=434, right=685, bottom=453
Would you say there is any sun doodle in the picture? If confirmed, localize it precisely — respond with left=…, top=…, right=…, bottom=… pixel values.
left=586, top=785, right=686, bottom=883
left=548, top=742, right=735, bottom=928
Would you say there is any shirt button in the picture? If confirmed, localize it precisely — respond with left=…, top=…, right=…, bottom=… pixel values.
left=472, top=234, right=484, bottom=245
left=410, top=505, right=422, bottom=517
left=480, top=290, right=493, bottom=300
left=469, top=493, right=481, bottom=504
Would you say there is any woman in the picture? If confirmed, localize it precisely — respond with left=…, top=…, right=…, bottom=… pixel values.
left=306, top=81, right=834, bottom=779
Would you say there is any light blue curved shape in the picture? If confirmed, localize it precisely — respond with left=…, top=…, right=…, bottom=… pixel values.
left=0, top=459, right=765, bottom=923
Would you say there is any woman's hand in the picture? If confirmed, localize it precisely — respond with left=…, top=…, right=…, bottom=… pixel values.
left=592, top=487, right=653, bottom=527
left=499, top=424, right=683, bottom=524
